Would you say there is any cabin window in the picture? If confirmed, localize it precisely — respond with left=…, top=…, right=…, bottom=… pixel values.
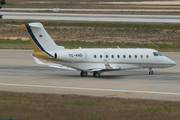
left=129, top=55, right=131, bottom=58
left=106, top=55, right=108, bottom=58
left=153, top=52, right=159, bottom=56
left=123, top=55, right=126, bottom=58
left=140, top=55, right=143, bottom=58
left=94, top=55, right=97, bottom=58
left=111, top=55, right=114, bottom=58
left=117, top=55, right=120, bottom=58
left=100, top=55, right=102, bottom=58
left=146, top=55, right=149, bottom=58
left=135, top=55, right=137, bottom=58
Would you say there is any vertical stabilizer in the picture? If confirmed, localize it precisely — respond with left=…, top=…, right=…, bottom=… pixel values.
left=17, top=22, right=64, bottom=58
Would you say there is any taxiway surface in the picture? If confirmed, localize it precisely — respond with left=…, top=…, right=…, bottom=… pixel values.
left=0, top=50, right=180, bottom=101
left=1, top=12, right=180, bottom=23
left=3, top=8, right=180, bottom=12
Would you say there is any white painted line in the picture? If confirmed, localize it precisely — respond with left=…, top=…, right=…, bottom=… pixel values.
left=3, top=8, right=180, bottom=12
left=0, top=83, right=180, bottom=95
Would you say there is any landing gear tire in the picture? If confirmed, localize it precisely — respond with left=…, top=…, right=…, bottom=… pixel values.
left=80, top=71, right=87, bottom=77
left=148, top=68, right=153, bottom=75
left=93, top=72, right=100, bottom=78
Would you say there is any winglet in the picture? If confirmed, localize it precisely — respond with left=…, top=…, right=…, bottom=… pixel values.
left=104, top=59, right=121, bottom=70
left=104, top=59, right=113, bottom=69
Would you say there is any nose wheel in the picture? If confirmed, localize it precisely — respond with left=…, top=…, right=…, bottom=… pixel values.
left=80, top=71, right=88, bottom=77
left=148, top=68, right=153, bottom=75
left=93, top=71, right=100, bottom=77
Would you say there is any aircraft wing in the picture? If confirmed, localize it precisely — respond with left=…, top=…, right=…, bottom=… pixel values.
left=32, top=55, right=77, bottom=71
left=88, top=59, right=121, bottom=72
left=89, top=68, right=103, bottom=72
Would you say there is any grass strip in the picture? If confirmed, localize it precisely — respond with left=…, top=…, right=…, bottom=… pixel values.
left=0, top=38, right=180, bottom=51
left=1, top=20, right=180, bottom=45
left=0, top=38, right=32, bottom=49
left=1, top=20, right=180, bottom=29
left=0, top=91, right=180, bottom=120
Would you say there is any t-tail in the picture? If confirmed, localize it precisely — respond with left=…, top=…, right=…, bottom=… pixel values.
left=17, top=22, right=64, bottom=59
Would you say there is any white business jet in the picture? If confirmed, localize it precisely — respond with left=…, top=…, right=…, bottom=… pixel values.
left=17, top=22, right=176, bottom=77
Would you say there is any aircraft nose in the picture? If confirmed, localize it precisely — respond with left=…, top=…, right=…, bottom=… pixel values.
left=166, top=57, right=176, bottom=66
left=170, top=60, right=176, bottom=66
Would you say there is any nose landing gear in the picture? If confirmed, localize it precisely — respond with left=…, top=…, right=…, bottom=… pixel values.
left=148, top=68, right=153, bottom=75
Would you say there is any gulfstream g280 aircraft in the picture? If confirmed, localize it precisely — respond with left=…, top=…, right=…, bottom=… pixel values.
left=17, top=22, right=176, bottom=77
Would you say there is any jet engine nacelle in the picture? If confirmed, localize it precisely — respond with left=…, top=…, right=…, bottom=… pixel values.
left=55, top=50, right=87, bottom=62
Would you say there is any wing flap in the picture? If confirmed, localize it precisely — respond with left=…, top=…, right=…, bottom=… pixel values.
left=89, top=68, right=102, bottom=72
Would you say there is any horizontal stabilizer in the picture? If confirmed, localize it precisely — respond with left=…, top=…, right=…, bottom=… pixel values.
left=32, top=54, right=76, bottom=71
left=28, top=24, right=41, bottom=28
left=6, top=24, right=19, bottom=27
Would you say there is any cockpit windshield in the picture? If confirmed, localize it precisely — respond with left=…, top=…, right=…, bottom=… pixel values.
left=158, top=52, right=162, bottom=56
left=153, top=52, right=163, bottom=56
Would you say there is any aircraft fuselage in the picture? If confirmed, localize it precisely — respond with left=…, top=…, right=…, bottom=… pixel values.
left=54, top=48, right=176, bottom=72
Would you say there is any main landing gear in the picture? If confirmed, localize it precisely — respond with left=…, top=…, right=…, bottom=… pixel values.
left=80, top=71, right=100, bottom=77
left=80, top=71, right=87, bottom=77
left=148, top=68, right=153, bottom=75
left=93, top=71, right=100, bottom=78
